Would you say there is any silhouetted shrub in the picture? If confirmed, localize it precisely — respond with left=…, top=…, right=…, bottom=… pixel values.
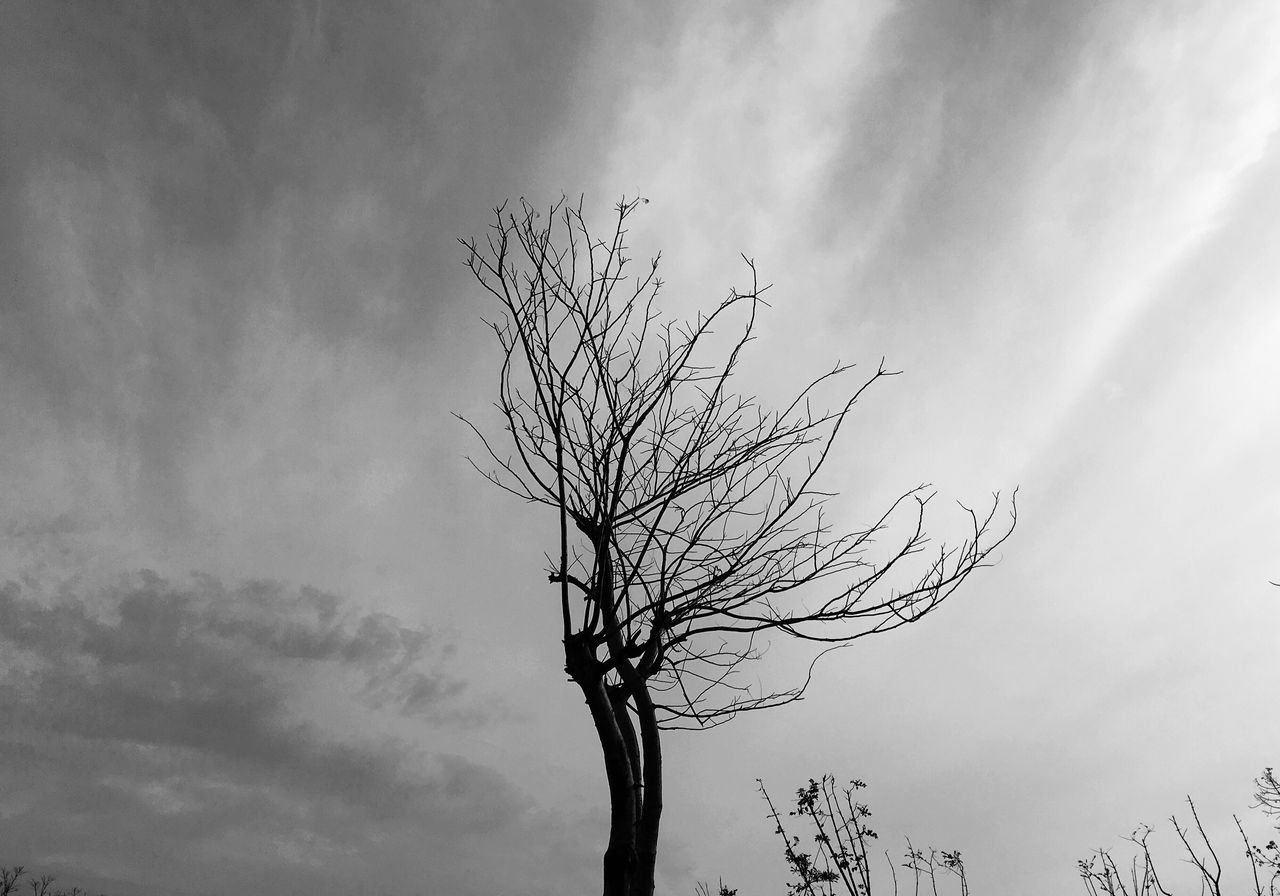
left=703, top=767, right=1279, bottom=895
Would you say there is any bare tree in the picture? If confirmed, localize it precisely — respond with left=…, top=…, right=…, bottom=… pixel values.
left=1256, top=768, right=1280, bottom=817
left=460, top=196, right=1016, bottom=896
left=1, top=868, right=25, bottom=896
left=0, top=869, right=100, bottom=896
left=1078, top=770, right=1280, bottom=896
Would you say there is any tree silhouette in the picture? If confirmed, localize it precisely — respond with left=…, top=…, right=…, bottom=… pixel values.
left=460, top=196, right=1016, bottom=896
left=0, top=867, right=24, bottom=896
left=0, top=868, right=101, bottom=896
left=742, top=774, right=968, bottom=896
left=1077, top=768, right=1280, bottom=896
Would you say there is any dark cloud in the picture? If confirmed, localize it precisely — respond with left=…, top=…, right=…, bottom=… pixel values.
left=0, top=0, right=600, bottom=373
left=0, top=571, right=466, bottom=730
left=0, top=570, right=545, bottom=894
left=0, top=0, right=599, bottom=532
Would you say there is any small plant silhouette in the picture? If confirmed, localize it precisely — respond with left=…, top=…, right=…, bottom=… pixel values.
left=0, top=867, right=105, bottom=896
left=698, top=774, right=967, bottom=896
left=701, top=767, right=1278, bottom=895
left=1077, top=767, right=1280, bottom=896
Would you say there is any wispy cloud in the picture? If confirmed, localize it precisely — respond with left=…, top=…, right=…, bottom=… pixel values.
left=0, top=1, right=601, bottom=545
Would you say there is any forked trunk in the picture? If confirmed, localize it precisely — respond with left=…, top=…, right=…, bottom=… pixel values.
left=566, top=533, right=665, bottom=896
left=567, top=637, right=640, bottom=896
left=566, top=642, right=664, bottom=896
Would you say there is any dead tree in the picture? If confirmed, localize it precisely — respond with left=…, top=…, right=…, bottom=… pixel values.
left=460, top=196, right=1016, bottom=896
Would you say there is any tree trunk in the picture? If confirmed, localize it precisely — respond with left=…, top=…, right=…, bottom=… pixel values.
left=631, top=688, right=663, bottom=896
left=570, top=535, right=665, bottom=896
left=609, top=683, right=644, bottom=832
left=567, top=636, right=640, bottom=896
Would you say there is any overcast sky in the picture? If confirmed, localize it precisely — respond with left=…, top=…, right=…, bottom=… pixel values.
left=2, top=2, right=1278, bottom=895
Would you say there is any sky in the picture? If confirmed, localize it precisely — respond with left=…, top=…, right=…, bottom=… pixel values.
left=1, top=2, right=1278, bottom=894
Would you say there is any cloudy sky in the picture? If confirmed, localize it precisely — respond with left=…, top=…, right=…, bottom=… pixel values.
left=2, top=2, right=1278, bottom=894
